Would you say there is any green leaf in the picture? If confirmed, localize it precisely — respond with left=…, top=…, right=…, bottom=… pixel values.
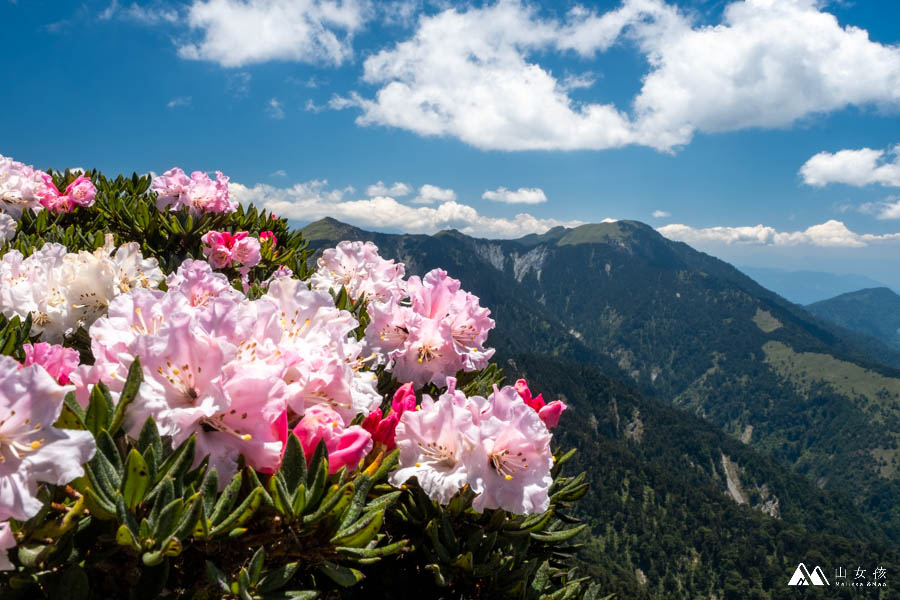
left=529, top=524, right=587, bottom=543
left=85, top=382, right=114, bottom=434
left=210, top=471, right=243, bottom=526
left=138, top=416, right=163, bottom=458
left=257, top=562, right=299, bottom=593
left=211, top=487, right=263, bottom=537
left=248, top=547, right=265, bottom=586
left=110, top=356, right=143, bottom=435
left=122, top=448, right=151, bottom=510
left=279, top=433, right=306, bottom=493
left=153, top=498, right=185, bottom=541
left=330, top=509, right=384, bottom=548
left=317, top=561, right=364, bottom=587
left=56, top=393, right=87, bottom=430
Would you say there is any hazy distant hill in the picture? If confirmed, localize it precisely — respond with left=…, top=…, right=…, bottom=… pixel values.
left=301, top=217, right=900, bottom=597
left=739, top=266, right=890, bottom=305
left=808, top=287, right=900, bottom=353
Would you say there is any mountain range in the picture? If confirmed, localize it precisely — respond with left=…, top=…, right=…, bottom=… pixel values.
left=738, top=266, right=893, bottom=305
left=807, top=287, right=900, bottom=355
left=301, top=217, right=900, bottom=598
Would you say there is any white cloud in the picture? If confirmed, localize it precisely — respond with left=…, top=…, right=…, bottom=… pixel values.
left=658, top=219, right=900, bottom=248
left=226, top=71, right=252, bottom=99
left=270, top=169, right=287, bottom=177
left=365, top=180, right=412, bottom=197
left=858, top=196, right=900, bottom=219
left=412, top=184, right=456, bottom=204
left=266, top=98, right=285, bottom=119
left=652, top=210, right=671, bottom=218
left=166, top=96, right=192, bottom=109
left=336, top=0, right=900, bottom=152
left=800, top=145, right=900, bottom=187
left=229, top=180, right=581, bottom=238
left=100, top=1, right=179, bottom=24
left=482, top=186, right=547, bottom=205
left=177, top=0, right=371, bottom=67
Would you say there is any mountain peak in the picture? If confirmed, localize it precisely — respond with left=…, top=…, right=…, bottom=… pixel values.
left=300, top=217, right=368, bottom=242
left=557, top=220, right=660, bottom=247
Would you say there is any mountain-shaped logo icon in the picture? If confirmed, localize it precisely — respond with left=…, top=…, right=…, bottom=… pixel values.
left=788, top=563, right=830, bottom=586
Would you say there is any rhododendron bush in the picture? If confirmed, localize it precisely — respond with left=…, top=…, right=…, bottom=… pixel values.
left=0, top=155, right=599, bottom=600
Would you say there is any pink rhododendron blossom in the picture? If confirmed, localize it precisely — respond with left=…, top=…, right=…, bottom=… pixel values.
left=0, top=356, right=96, bottom=522
left=310, top=241, right=406, bottom=303
left=361, top=382, right=418, bottom=450
left=259, top=231, right=277, bottom=247
left=201, top=231, right=260, bottom=268
left=264, top=278, right=380, bottom=422
left=292, top=405, right=372, bottom=474
left=392, top=382, right=417, bottom=414
left=261, top=265, right=293, bottom=289
left=64, top=175, right=96, bottom=207
left=390, top=387, right=480, bottom=504
left=366, top=269, right=494, bottom=387
left=22, top=342, right=80, bottom=385
left=0, top=213, right=16, bottom=244
left=232, top=236, right=261, bottom=267
left=469, top=385, right=554, bottom=515
left=0, top=521, right=14, bottom=571
left=151, top=168, right=235, bottom=215
left=514, top=379, right=566, bottom=429
left=0, top=155, right=60, bottom=219
left=165, top=259, right=242, bottom=308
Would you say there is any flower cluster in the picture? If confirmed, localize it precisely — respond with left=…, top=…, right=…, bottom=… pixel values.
left=0, top=356, right=97, bottom=568
left=366, top=269, right=495, bottom=387
left=0, top=237, right=164, bottom=342
left=81, top=261, right=381, bottom=483
left=310, top=240, right=406, bottom=303
left=0, top=155, right=96, bottom=219
left=151, top=168, right=236, bottom=215
left=201, top=231, right=261, bottom=269
left=390, top=378, right=554, bottom=515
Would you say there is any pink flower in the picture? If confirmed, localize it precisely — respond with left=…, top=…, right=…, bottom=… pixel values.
left=469, top=385, right=553, bottom=515
left=514, top=379, right=567, bottom=429
left=310, top=241, right=406, bottom=304
left=22, top=342, right=80, bottom=385
left=0, top=356, right=96, bottom=522
left=259, top=231, right=277, bottom=247
left=201, top=231, right=259, bottom=268
left=151, top=168, right=236, bottom=215
left=64, top=175, right=96, bottom=207
left=0, top=521, right=14, bottom=570
left=232, top=236, right=261, bottom=267
left=389, top=384, right=481, bottom=504
left=292, top=405, right=373, bottom=474
left=365, top=269, right=494, bottom=388
left=392, top=382, right=417, bottom=414
left=361, top=385, right=416, bottom=450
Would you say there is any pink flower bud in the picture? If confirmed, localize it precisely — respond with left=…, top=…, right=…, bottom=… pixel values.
left=64, top=175, right=97, bottom=207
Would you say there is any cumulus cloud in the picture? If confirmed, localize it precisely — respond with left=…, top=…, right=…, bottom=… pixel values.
left=336, top=0, right=900, bottom=152
left=266, top=98, right=285, bottom=119
left=412, top=184, right=456, bottom=204
left=365, top=180, right=412, bottom=197
left=858, top=196, right=900, bottom=219
left=652, top=210, right=671, bottom=218
left=177, top=0, right=371, bottom=67
left=229, top=180, right=581, bottom=238
left=482, top=186, right=547, bottom=205
left=658, top=220, right=900, bottom=248
left=800, top=145, right=900, bottom=187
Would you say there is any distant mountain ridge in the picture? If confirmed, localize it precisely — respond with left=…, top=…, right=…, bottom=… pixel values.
left=807, top=287, right=900, bottom=353
left=300, top=217, right=900, bottom=595
left=739, top=266, right=892, bottom=305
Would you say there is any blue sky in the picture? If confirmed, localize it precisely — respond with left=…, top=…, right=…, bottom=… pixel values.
left=2, top=0, right=900, bottom=286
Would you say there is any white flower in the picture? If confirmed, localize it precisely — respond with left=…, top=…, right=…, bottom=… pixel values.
left=0, top=212, right=16, bottom=244
left=0, top=521, right=14, bottom=571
